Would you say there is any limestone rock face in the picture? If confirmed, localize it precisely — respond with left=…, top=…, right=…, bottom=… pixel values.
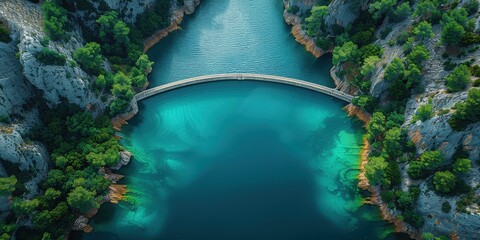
left=0, top=0, right=102, bottom=109
left=325, top=0, right=366, bottom=29
left=0, top=126, right=50, bottom=198
left=0, top=26, right=49, bottom=200
left=417, top=180, right=480, bottom=239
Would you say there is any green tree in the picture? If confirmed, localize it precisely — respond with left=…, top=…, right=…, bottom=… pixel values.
left=74, top=42, right=104, bottom=75
left=96, top=74, right=107, bottom=89
left=453, top=158, right=471, bottom=173
left=449, top=88, right=480, bottom=130
left=384, top=58, right=405, bottom=82
left=391, top=2, right=411, bottom=22
left=67, top=186, right=99, bottom=213
left=130, top=67, right=147, bottom=88
left=433, top=171, right=456, bottom=194
left=413, top=21, right=434, bottom=41
left=445, top=65, right=471, bottom=92
left=66, top=112, right=95, bottom=138
left=41, top=1, right=69, bottom=40
left=366, top=156, right=389, bottom=185
left=0, top=234, right=10, bottom=240
left=113, top=21, right=130, bottom=46
left=383, top=127, right=403, bottom=158
left=332, top=41, right=358, bottom=65
left=369, top=0, right=397, bottom=20
left=43, top=169, right=66, bottom=189
left=421, top=150, right=444, bottom=169
left=44, top=188, right=61, bottom=201
left=352, top=95, right=376, bottom=112
left=414, top=0, right=440, bottom=21
left=443, top=8, right=468, bottom=28
left=12, top=198, right=40, bottom=216
left=361, top=56, right=380, bottom=76
left=305, top=6, right=329, bottom=37
left=405, top=63, right=422, bottom=89
left=413, top=103, right=433, bottom=122
left=367, top=112, right=386, bottom=142
left=0, top=176, right=17, bottom=196
left=97, top=11, right=118, bottom=43
left=136, top=54, right=154, bottom=74
left=441, top=20, right=465, bottom=45
left=406, top=45, right=429, bottom=66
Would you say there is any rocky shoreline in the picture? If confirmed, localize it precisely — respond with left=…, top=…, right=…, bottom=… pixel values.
left=143, top=0, right=200, bottom=52
left=282, top=0, right=324, bottom=58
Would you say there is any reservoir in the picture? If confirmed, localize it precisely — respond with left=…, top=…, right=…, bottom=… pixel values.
left=86, top=1, right=405, bottom=239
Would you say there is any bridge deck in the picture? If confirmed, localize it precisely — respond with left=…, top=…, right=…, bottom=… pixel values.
left=135, top=73, right=353, bottom=103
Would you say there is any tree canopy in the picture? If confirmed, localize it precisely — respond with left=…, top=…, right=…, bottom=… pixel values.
left=445, top=65, right=471, bottom=92
left=305, top=6, right=329, bottom=37
left=0, top=176, right=17, bottom=196
left=433, top=171, right=457, bottom=194
left=413, top=21, right=434, bottom=41
left=366, top=156, right=389, bottom=186
left=74, top=42, right=104, bottom=75
left=41, top=1, right=69, bottom=40
left=449, top=88, right=480, bottom=130
left=333, top=41, right=358, bottom=65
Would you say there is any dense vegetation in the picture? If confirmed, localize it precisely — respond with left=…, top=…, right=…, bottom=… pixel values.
left=41, top=0, right=70, bottom=41
left=302, top=0, right=479, bottom=233
left=41, top=0, right=155, bottom=115
left=134, top=0, right=171, bottom=38
left=1, top=103, right=122, bottom=239
left=0, top=0, right=167, bottom=238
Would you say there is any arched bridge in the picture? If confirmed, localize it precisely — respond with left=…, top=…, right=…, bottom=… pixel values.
left=134, top=73, right=353, bottom=102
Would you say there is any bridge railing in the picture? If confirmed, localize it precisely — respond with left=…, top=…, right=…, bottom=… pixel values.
left=135, top=74, right=354, bottom=102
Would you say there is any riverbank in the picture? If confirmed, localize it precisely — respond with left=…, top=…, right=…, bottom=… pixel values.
left=282, top=0, right=324, bottom=58
left=344, top=104, right=421, bottom=240
left=143, top=0, right=200, bottom=52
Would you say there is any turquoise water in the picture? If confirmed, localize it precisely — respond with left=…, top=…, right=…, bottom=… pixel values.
left=84, top=1, right=407, bottom=239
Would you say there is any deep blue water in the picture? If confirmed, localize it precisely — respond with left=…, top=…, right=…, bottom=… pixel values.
left=82, top=1, right=409, bottom=239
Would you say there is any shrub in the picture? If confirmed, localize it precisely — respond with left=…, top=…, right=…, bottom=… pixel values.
left=433, top=171, right=457, bottom=194
left=441, top=20, right=465, bottom=45
left=390, top=2, right=411, bottom=22
left=74, top=42, right=104, bottom=75
left=332, top=41, right=358, bottom=65
left=470, top=65, right=480, bottom=77
left=445, top=65, right=471, bottom=92
left=441, top=201, right=451, bottom=213
left=449, top=88, right=480, bottom=130
left=453, top=158, right=471, bottom=173
left=35, top=48, right=66, bottom=66
left=474, top=79, right=480, bottom=87
left=413, top=103, right=433, bottom=122
left=41, top=1, right=69, bottom=41
left=365, top=156, right=389, bottom=186
left=413, top=21, right=434, bottom=41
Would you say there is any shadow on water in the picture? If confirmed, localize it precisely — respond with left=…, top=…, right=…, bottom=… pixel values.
left=158, top=129, right=350, bottom=240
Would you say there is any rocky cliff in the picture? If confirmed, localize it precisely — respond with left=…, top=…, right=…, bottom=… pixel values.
left=0, top=0, right=197, bottom=219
